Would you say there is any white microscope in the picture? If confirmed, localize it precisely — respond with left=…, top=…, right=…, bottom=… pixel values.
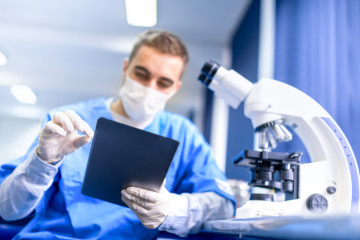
left=198, top=60, right=360, bottom=218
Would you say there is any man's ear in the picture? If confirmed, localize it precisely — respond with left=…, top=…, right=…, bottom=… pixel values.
left=174, top=80, right=182, bottom=93
left=123, top=58, right=129, bottom=73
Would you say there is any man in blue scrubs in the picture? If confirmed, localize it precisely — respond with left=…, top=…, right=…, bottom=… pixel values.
left=0, top=29, right=235, bottom=239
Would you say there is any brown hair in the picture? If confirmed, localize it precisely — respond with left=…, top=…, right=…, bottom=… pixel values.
left=129, top=29, right=189, bottom=66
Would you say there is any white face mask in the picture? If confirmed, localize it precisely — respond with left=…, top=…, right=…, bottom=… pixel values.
left=119, top=76, right=174, bottom=122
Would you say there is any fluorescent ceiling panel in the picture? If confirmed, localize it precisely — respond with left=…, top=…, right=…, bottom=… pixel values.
left=125, top=0, right=157, bottom=27
left=0, top=52, right=7, bottom=66
left=10, top=85, right=37, bottom=104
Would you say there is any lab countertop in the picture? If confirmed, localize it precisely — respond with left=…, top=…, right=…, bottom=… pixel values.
left=200, top=215, right=360, bottom=239
left=159, top=215, right=360, bottom=239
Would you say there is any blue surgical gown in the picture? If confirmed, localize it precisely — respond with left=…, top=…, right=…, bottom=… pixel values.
left=0, top=98, right=235, bottom=239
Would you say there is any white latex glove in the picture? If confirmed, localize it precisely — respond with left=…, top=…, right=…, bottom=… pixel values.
left=36, top=110, right=94, bottom=164
left=121, top=183, right=183, bottom=229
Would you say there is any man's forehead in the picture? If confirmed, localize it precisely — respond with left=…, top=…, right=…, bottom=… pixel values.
left=132, top=46, right=170, bottom=61
left=129, top=46, right=184, bottom=80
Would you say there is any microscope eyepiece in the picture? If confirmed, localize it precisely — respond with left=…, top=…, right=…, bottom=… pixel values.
left=198, top=60, right=220, bottom=87
left=201, top=60, right=220, bottom=78
left=198, top=60, right=220, bottom=86
left=198, top=73, right=212, bottom=86
left=197, top=59, right=253, bottom=109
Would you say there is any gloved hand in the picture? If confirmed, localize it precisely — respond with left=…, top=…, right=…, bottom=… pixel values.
left=121, top=182, right=184, bottom=229
left=36, top=110, right=94, bottom=164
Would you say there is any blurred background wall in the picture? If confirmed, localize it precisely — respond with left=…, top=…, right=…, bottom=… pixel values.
left=0, top=0, right=251, bottom=165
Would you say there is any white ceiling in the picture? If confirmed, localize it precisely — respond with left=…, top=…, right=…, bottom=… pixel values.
left=0, top=0, right=250, bottom=126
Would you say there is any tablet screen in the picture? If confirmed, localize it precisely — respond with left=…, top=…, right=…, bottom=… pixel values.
left=81, top=117, right=179, bottom=207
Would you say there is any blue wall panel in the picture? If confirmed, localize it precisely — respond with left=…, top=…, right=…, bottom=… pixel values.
left=226, top=0, right=260, bottom=180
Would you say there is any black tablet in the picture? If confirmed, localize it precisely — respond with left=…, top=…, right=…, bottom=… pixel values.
left=81, top=117, right=179, bottom=207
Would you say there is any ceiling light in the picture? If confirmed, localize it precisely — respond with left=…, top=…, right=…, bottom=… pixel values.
left=125, top=0, right=157, bottom=27
left=10, top=85, right=37, bottom=104
left=0, top=51, right=7, bottom=66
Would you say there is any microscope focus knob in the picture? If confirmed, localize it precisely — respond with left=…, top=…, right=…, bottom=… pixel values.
left=306, top=194, right=328, bottom=213
left=327, top=186, right=336, bottom=194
